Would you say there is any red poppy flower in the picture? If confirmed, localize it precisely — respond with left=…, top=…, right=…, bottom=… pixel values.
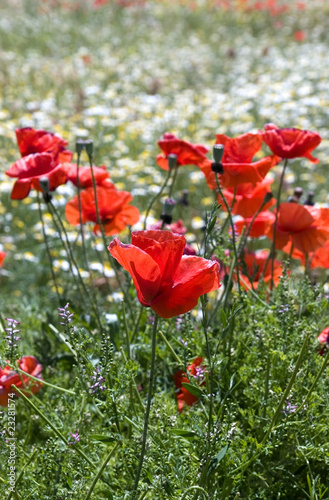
left=15, top=127, right=73, bottom=163
left=65, top=184, right=140, bottom=236
left=63, top=163, right=110, bottom=188
left=261, top=123, right=322, bottom=163
left=215, top=132, right=263, bottom=163
left=0, top=252, right=6, bottom=267
left=5, top=153, right=68, bottom=199
left=157, top=133, right=209, bottom=171
left=217, top=178, right=275, bottom=218
left=0, top=356, right=43, bottom=407
left=267, top=203, right=329, bottom=253
left=239, top=249, right=282, bottom=289
left=173, top=357, right=205, bottom=412
left=108, top=231, right=220, bottom=318
left=199, top=132, right=279, bottom=190
left=235, top=211, right=275, bottom=238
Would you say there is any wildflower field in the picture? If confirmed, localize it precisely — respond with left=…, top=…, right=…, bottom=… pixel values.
left=1, top=0, right=329, bottom=498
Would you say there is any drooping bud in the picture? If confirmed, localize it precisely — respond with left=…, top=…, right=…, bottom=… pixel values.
left=168, top=153, right=178, bottom=171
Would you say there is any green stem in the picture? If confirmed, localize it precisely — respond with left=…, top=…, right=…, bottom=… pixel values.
left=84, top=442, right=120, bottom=500
left=132, top=314, right=159, bottom=499
left=270, top=158, right=288, bottom=289
left=7, top=364, right=75, bottom=395
left=143, top=169, right=172, bottom=229
left=201, top=296, right=213, bottom=444
left=158, top=330, right=183, bottom=365
left=37, top=193, right=61, bottom=302
left=168, top=166, right=178, bottom=198
left=76, top=151, right=91, bottom=279
left=215, top=176, right=241, bottom=294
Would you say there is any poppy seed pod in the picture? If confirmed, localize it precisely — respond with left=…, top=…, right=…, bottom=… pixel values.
left=160, top=198, right=176, bottom=224
left=38, top=177, right=50, bottom=194
left=168, top=153, right=178, bottom=170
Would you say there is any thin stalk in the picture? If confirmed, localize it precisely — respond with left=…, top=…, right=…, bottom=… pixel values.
left=168, top=166, right=178, bottom=198
left=270, top=158, right=288, bottom=289
left=7, top=363, right=75, bottom=395
left=48, top=200, right=103, bottom=331
left=132, top=314, right=159, bottom=499
left=215, top=176, right=241, bottom=294
left=84, top=442, right=120, bottom=500
left=158, top=330, right=183, bottom=365
left=76, top=152, right=90, bottom=278
left=87, top=154, right=130, bottom=306
left=143, top=169, right=172, bottom=229
left=201, top=296, right=213, bottom=444
left=262, top=343, right=271, bottom=419
left=237, top=196, right=271, bottom=259
left=37, top=193, right=60, bottom=302
left=131, top=304, right=144, bottom=344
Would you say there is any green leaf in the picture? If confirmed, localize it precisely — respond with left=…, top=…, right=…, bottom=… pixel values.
left=220, top=309, right=227, bottom=327
left=90, top=434, right=118, bottom=443
left=215, top=444, right=228, bottom=463
left=181, top=383, right=204, bottom=398
left=171, top=429, right=198, bottom=438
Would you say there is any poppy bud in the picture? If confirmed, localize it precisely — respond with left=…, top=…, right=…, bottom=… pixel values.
left=168, top=154, right=177, bottom=171
left=263, top=191, right=273, bottom=204
left=76, top=139, right=93, bottom=159
left=304, top=191, right=315, bottom=206
left=213, top=144, right=224, bottom=163
left=178, top=190, right=189, bottom=206
left=39, top=177, right=50, bottom=194
left=294, top=187, right=303, bottom=199
left=160, top=198, right=176, bottom=224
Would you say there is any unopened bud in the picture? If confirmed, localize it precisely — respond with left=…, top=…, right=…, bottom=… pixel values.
left=39, top=177, right=50, bottom=194
left=76, top=139, right=94, bottom=159
left=263, top=191, right=273, bottom=204
left=304, top=191, right=315, bottom=206
left=294, top=187, right=303, bottom=200
left=178, top=190, right=189, bottom=206
left=162, top=198, right=176, bottom=216
left=168, top=154, right=177, bottom=170
left=213, top=144, right=224, bottom=163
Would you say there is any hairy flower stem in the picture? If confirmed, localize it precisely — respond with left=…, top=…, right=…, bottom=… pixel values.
left=84, top=442, right=120, bottom=500
left=168, top=166, right=178, bottom=198
left=237, top=197, right=270, bottom=259
left=270, top=158, right=288, bottom=289
left=143, top=169, right=172, bottom=229
left=37, top=193, right=61, bottom=303
left=201, top=297, right=213, bottom=440
left=76, top=151, right=92, bottom=281
left=215, top=175, right=241, bottom=294
left=132, top=314, right=159, bottom=499
left=86, top=153, right=130, bottom=307
left=48, top=200, right=103, bottom=331
left=7, top=363, right=75, bottom=394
